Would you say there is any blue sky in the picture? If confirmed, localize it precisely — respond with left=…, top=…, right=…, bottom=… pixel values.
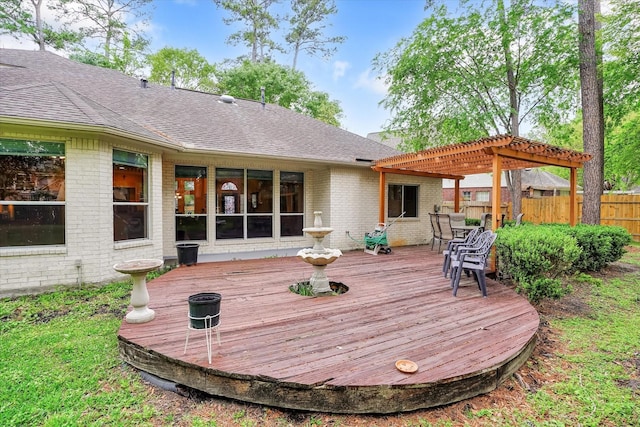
left=150, top=0, right=432, bottom=137
left=0, top=0, right=440, bottom=137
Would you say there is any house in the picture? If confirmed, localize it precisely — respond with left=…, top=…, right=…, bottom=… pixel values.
left=0, top=49, right=443, bottom=296
left=442, top=169, right=574, bottom=204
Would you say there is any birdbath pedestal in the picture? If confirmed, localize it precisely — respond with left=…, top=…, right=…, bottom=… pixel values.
left=113, top=259, right=163, bottom=324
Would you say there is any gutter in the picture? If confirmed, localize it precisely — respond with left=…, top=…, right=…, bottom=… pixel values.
left=0, top=116, right=186, bottom=153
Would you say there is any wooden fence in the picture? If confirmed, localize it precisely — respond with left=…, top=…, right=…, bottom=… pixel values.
left=521, top=194, right=640, bottom=242
left=443, top=194, right=640, bottom=242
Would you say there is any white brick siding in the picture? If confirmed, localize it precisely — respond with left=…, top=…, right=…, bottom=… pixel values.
left=1, top=129, right=442, bottom=297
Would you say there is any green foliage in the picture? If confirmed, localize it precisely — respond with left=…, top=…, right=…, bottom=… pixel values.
left=373, top=0, right=578, bottom=151
left=213, top=0, right=282, bottom=63
left=602, top=0, right=640, bottom=123
left=497, top=224, right=632, bottom=302
left=147, top=47, right=218, bottom=92
left=218, top=60, right=343, bottom=126
left=286, top=0, right=346, bottom=69
left=560, top=224, right=632, bottom=271
left=496, top=225, right=581, bottom=302
left=604, top=111, right=640, bottom=190
left=0, top=0, right=82, bottom=51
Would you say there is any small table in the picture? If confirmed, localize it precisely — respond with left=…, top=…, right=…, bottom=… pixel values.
left=113, top=259, right=163, bottom=324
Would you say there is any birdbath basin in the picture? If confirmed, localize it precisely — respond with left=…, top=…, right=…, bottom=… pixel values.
left=113, top=259, right=163, bottom=324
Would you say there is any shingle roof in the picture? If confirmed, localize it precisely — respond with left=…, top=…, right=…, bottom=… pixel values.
left=0, top=49, right=400, bottom=164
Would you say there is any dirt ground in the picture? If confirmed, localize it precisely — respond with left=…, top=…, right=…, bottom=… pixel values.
left=137, top=248, right=640, bottom=426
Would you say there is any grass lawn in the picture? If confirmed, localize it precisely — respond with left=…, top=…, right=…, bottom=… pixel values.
left=1, top=246, right=638, bottom=426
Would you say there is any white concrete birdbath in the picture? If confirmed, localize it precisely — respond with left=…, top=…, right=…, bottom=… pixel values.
left=297, top=211, right=342, bottom=295
left=113, top=259, right=163, bottom=323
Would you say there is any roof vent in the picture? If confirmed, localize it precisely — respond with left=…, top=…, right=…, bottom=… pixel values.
left=220, top=94, right=235, bottom=104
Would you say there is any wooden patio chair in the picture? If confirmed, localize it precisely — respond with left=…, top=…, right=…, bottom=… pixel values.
left=450, top=231, right=497, bottom=297
left=442, top=227, right=481, bottom=277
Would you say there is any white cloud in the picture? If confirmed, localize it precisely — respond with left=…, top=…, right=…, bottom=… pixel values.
left=332, top=60, right=350, bottom=80
left=354, top=68, right=389, bottom=96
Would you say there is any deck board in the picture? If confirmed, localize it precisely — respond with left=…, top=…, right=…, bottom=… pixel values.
left=118, top=245, right=539, bottom=413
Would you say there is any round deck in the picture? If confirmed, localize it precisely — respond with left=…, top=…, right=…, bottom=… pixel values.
left=117, top=246, right=539, bottom=414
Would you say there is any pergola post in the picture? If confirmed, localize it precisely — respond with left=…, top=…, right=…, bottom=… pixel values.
left=491, top=155, right=502, bottom=231
left=454, top=179, right=460, bottom=213
left=490, top=155, right=503, bottom=273
left=570, top=167, right=578, bottom=226
left=378, top=171, right=386, bottom=224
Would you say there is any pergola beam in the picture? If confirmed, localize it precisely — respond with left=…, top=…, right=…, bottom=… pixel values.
left=372, top=166, right=464, bottom=180
left=482, top=146, right=587, bottom=169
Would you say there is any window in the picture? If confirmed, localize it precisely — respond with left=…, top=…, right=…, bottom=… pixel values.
left=215, top=168, right=274, bottom=239
left=113, top=150, right=148, bottom=241
left=388, top=184, right=417, bottom=218
left=0, top=139, right=65, bottom=247
left=175, top=166, right=207, bottom=241
left=462, top=191, right=472, bottom=201
left=476, top=191, right=490, bottom=202
left=280, top=172, right=304, bottom=236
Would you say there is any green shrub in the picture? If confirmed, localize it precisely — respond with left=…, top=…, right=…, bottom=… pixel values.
left=496, top=225, right=581, bottom=302
left=542, top=224, right=632, bottom=272
left=496, top=223, right=632, bottom=302
left=465, top=218, right=481, bottom=227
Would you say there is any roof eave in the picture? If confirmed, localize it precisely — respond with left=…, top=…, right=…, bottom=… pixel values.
left=0, top=116, right=186, bottom=152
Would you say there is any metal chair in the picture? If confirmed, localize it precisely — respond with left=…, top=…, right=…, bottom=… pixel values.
left=450, top=231, right=497, bottom=297
left=442, top=227, right=481, bottom=277
left=429, top=213, right=442, bottom=251
left=435, top=214, right=455, bottom=253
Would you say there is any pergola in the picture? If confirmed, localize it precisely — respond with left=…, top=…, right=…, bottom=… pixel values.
left=372, top=134, right=592, bottom=231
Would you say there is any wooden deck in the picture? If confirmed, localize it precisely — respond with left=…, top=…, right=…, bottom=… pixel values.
left=117, top=245, right=539, bottom=414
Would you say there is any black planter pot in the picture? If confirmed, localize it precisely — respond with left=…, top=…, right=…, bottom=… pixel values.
left=188, top=292, right=221, bottom=329
left=176, top=243, right=199, bottom=266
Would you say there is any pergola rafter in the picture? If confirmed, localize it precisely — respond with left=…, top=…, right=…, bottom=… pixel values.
left=372, top=134, right=592, bottom=230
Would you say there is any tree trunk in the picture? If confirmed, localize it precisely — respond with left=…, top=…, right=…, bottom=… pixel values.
left=31, top=0, right=45, bottom=51
left=498, top=0, right=521, bottom=220
left=579, top=0, right=604, bottom=224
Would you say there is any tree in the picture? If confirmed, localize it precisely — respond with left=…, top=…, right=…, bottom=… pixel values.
left=217, top=60, right=342, bottom=126
left=373, top=0, right=579, bottom=218
left=0, top=0, right=82, bottom=51
left=213, top=0, right=282, bottom=63
left=286, top=0, right=345, bottom=70
left=605, top=112, right=640, bottom=190
left=147, top=47, right=218, bottom=92
left=70, top=32, right=148, bottom=76
left=578, top=0, right=604, bottom=224
left=602, top=0, right=640, bottom=123
left=52, top=0, right=153, bottom=60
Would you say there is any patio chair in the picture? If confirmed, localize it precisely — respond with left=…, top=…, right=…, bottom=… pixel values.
left=479, top=213, right=506, bottom=230
left=442, top=226, right=481, bottom=277
left=448, top=213, right=467, bottom=238
left=479, top=213, right=491, bottom=231
left=450, top=231, right=498, bottom=298
left=429, top=213, right=442, bottom=251
left=435, top=214, right=455, bottom=253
